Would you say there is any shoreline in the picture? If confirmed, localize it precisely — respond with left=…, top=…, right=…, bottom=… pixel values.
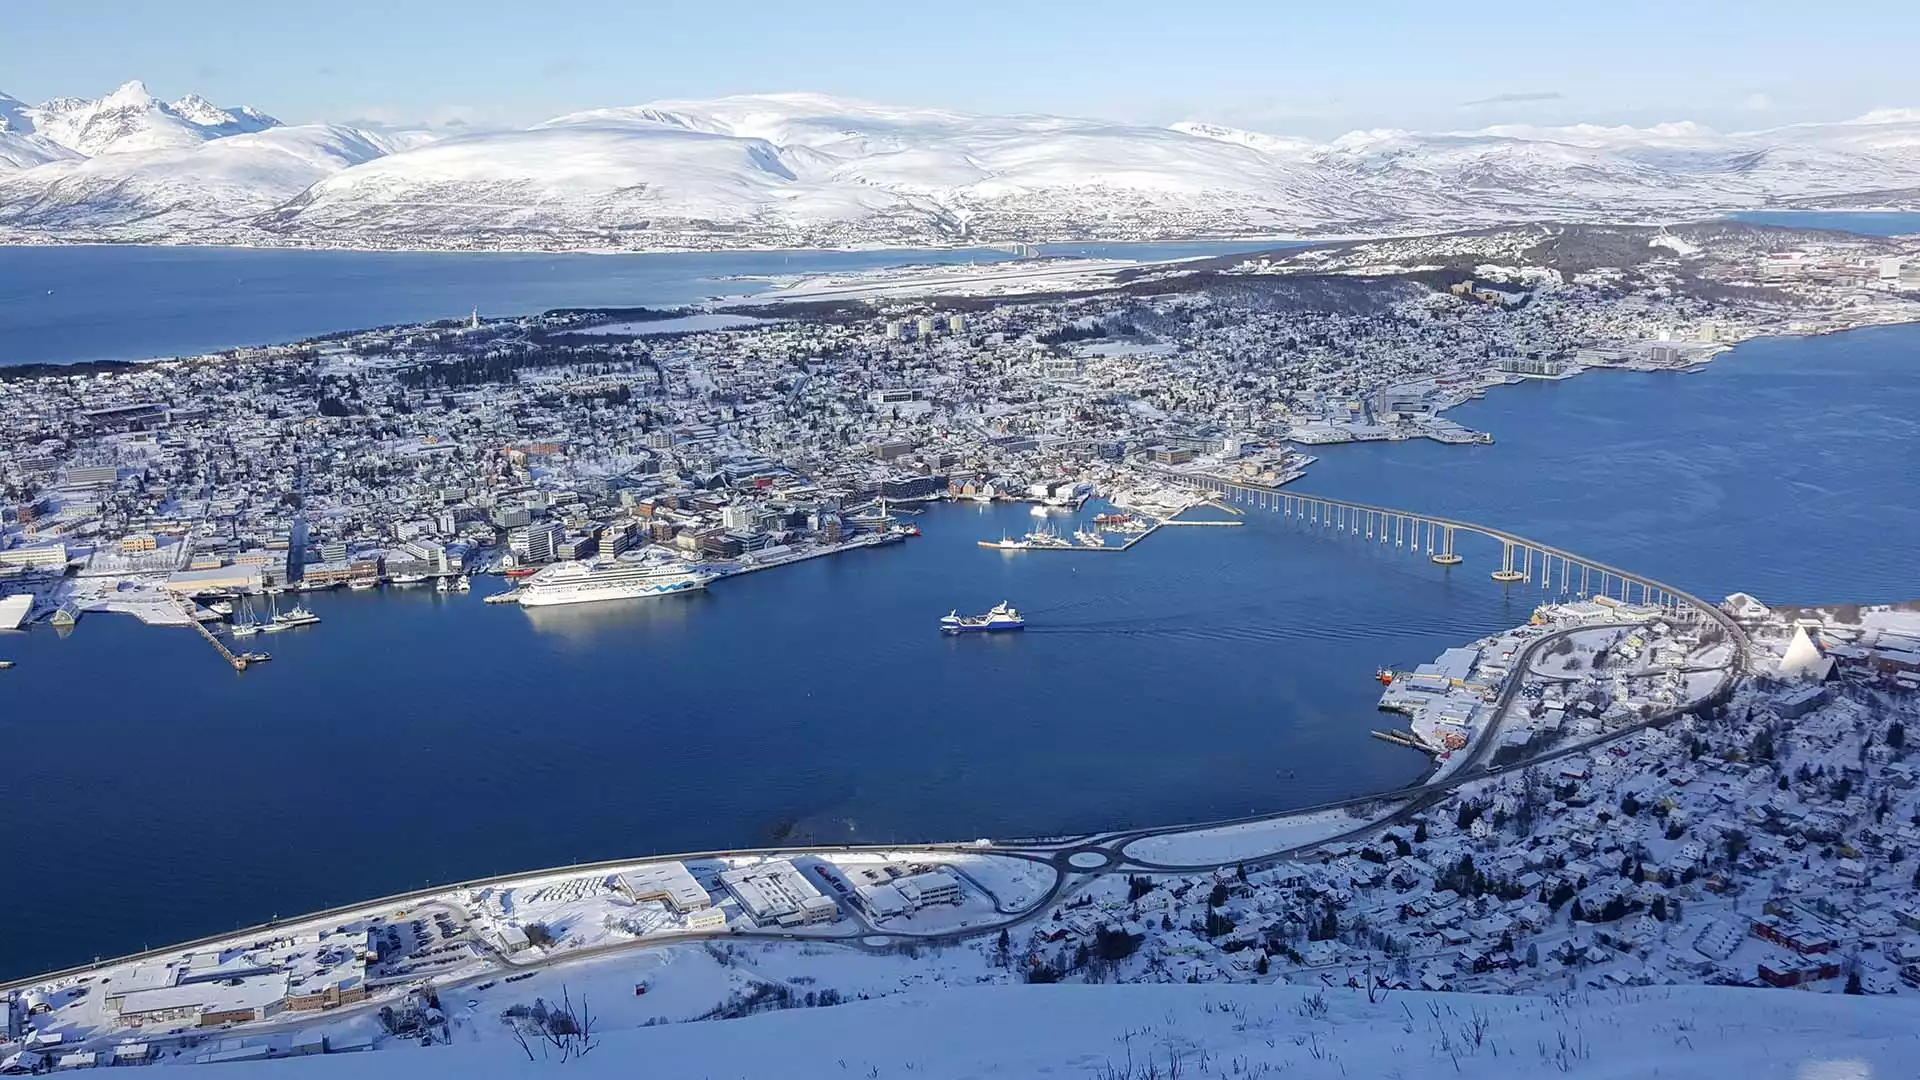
left=5, top=206, right=1912, bottom=260
left=0, top=489, right=1747, bottom=988
left=0, top=232, right=1315, bottom=260
left=7, top=220, right=1917, bottom=371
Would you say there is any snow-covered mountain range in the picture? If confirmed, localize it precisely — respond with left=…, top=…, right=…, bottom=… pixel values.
left=4, top=83, right=1920, bottom=250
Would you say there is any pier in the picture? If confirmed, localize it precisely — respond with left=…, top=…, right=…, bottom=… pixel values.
left=1370, top=729, right=1438, bottom=752
left=178, top=598, right=247, bottom=671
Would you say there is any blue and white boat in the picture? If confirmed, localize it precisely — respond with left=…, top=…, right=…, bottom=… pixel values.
left=941, top=602, right=1025, bottom=634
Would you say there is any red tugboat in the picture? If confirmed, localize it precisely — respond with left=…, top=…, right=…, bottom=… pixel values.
left=1375, top=667, right=1397, bottom=685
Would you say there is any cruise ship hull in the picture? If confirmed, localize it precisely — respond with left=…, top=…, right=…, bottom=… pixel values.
left=516, top=575, right=707, bottom=607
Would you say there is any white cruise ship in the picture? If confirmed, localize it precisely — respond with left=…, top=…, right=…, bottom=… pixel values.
left=515, top=557, right=710, bottom=607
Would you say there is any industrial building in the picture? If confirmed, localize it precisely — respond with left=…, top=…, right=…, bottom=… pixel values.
left=896, top=869, right=961, bottom=907
left=163, top=565, right=266, bottom=595
left=107, top=978, right=288, bottom=1028
left=853, top=867, right=964, bottom=918
left=718, top=860, right=839, bottom=927
left=99, top=940, right=370, bottom=1028
left=684, top=907, right=728, bottom=932
left=617, top=862, right=711, bottom=912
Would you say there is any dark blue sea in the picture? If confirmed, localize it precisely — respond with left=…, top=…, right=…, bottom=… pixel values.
left=1, top=249, right=1917, bottom=978
left=0, top=240, right=1277, bottom=368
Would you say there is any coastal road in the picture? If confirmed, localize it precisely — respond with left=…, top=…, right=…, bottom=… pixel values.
left=2, top=525, right=1753, bottom=1033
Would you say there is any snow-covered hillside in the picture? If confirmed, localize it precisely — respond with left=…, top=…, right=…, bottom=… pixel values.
left=206, top=982, right=1917, bottom=1079
left=4, top=85, right=1920, bottom=249
left=0, top=93, right=79, bottom=169
left=0, top=83, right=432, bottom=237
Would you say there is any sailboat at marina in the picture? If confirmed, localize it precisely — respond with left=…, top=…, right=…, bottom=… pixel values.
left=229, top=596, right=264, bottom=637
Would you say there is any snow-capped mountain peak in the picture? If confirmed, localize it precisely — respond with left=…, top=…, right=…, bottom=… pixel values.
left=102, top=78, right=158, bottom=110
left=4, top=84, right=1920, bottom=249
left=1167, top=121, right=1322, bottom=160
left=0, top=91, right=32, bottom=134
left=170, top=92, right=250, bottom=129
left=12, top=80, right=279, bottom=157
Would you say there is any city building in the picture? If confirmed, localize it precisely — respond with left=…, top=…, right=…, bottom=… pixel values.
left=0, top=542, right=68, bottom=570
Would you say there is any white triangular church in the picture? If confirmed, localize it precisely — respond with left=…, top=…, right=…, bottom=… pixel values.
left=1779, top=625, right=1832, bottom=681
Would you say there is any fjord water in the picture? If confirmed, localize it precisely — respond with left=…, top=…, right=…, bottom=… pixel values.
left=1726, top=210, right=1920, bottom=236
left=0, top=240, right=1277, bottom=367
left=3, top=274, right=1919, bottom=980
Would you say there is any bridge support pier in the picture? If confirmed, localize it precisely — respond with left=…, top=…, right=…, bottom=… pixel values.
left=1430, top=524, right=1462, bottom=566
left=1491, top=541, right=1526, bottom=583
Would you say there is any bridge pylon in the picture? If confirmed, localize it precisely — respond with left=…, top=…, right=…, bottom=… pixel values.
left=1491, top=541, right=1526, bottom=583
left=1429, top=524, right=1463, bottom=566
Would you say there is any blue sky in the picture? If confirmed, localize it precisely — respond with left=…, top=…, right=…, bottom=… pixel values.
left=4, top=0, right=1915, bottom=135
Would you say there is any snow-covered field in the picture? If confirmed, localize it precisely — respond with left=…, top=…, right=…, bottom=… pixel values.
left=1123, top=805, right=1396, bottom=866
left=211, top=981, right=1920, bottom=1079
left=569, top=314, right=769, bottom=335
left=734, top=257, right=1146, bottom=304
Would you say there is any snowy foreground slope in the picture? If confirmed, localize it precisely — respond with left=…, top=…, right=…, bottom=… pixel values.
left=212, top=983, right=1914, bottom=1079
left=5, top=84, right=1920, bottom=249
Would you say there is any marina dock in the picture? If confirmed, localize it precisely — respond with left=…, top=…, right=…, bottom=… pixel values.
left=978, top=523, right=1156, bottom=553
left=977, top=507, right=1245, bottom=554
left=179, top=598, right=247, bottom=671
